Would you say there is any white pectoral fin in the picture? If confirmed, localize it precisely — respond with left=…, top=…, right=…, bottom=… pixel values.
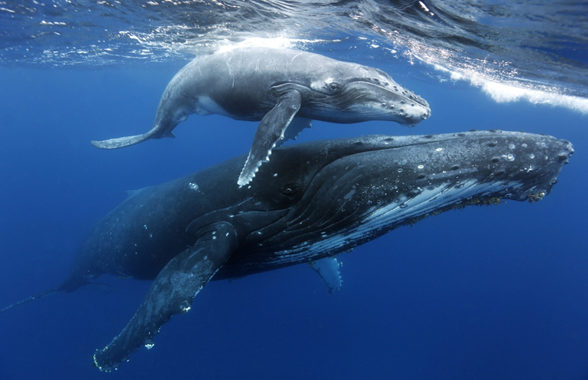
left=309, top=257, right=343, bottom=295
left=237, top=90, right=302, bottom=187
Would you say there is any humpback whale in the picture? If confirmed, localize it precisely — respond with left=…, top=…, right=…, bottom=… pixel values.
left=1, top=130, right=572, bottom=371
left=91, top=48, right=431, bottom=186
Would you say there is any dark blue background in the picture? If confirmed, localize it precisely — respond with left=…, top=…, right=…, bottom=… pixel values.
left=0, top=63, right=587, bottom=380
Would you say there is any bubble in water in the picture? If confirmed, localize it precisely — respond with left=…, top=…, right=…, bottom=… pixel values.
left=506, top=154, right=515, bottom=161
left=509, top=143, right=515, bottom=150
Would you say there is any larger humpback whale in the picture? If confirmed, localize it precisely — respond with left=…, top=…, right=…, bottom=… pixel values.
left=91, top=47, right=431, bottom=186
left=1, top=130, right=572, bottom=371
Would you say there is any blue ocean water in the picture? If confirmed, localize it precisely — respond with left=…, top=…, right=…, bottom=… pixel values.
left=1, top=1, right=588, bottom=379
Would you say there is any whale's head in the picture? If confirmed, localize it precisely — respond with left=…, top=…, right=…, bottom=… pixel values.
left=238, top=130, right=572, bottom=267
left=298, top=62, right=431, bottom=126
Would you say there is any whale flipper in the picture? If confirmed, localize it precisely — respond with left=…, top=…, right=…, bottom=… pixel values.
left=309, top=257, right=343, bottom=295
left=238, top=90, right=302, bottom=187
left=92, top=222, right=238, bottom=372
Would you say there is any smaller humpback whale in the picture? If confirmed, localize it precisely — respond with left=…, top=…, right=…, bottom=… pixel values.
left=1, top=130, right=573, bottom=371
left=91, top=47, right=431, bottom=186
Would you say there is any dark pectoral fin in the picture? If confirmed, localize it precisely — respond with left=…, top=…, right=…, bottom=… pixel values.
left=237, top=90, right=302, bottom=187
left=92, top=222, right=237, bottom=372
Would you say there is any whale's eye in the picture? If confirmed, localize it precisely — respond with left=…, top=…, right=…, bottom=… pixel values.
left=328, top=82, right=342, bottom=92
left=280, top=183, right=298, bottom=196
